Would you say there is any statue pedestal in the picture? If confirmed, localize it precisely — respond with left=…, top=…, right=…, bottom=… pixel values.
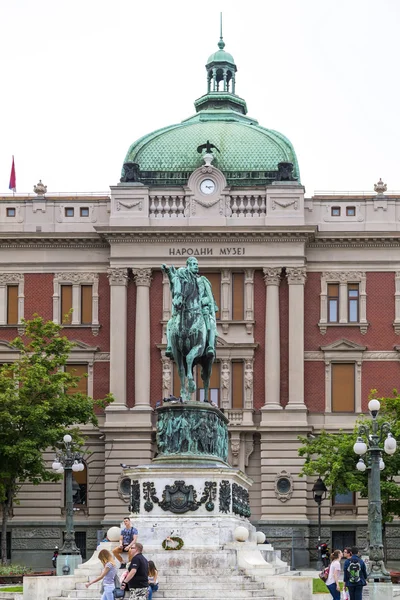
left=123, top=401, right=289, bottom=576
left=125, top=460, right=254, bottom=552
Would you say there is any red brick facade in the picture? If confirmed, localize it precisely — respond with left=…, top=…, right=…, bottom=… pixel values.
left=8, top=269, right=400, bottom=414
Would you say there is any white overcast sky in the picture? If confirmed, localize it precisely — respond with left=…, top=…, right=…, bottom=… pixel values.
left=0, top=0, right=399, bottom=195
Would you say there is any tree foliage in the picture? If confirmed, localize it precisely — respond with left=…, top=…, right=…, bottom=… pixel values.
left=0, top=316, right=113, bottom=563
left=298, top=392, right=400, bottom=527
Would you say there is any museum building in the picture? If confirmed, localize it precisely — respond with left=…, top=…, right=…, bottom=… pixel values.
left=2, top=34, right=400, bottom=567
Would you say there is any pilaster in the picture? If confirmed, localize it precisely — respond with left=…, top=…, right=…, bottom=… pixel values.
left=286, top=267, right=307, bottom=413
left=107, top=268, right=128, bottom=409
left=262, top=268, right=282, bottom=417
left=132, top=268, right=152, bottom=419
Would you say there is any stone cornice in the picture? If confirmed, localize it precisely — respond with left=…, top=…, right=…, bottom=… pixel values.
left=309, top=233, right=400, bottom=249
left=96, top=226, right=316, bottom=244
left=0, top=233, right=107, bottom=249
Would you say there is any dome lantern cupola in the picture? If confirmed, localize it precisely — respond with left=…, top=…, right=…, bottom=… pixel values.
left=194, top=15, right=247, bottom=115
left=206, top=14, right=237, bottom=94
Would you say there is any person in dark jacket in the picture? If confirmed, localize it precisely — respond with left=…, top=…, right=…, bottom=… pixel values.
left=343, top=546, right=368, bottom=600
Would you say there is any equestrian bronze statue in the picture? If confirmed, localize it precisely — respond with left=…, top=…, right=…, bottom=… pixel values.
left=161, top=257, right=218, bottom=403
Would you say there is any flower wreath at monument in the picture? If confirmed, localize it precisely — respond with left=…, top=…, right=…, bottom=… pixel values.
left=162, top=536, right=184, bottom=551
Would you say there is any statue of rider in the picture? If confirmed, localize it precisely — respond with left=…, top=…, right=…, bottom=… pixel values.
left=161, top=257, right=218, bottom=359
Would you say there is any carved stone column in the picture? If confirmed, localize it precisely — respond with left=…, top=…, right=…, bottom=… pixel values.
left=244, top=359, right=254, bottom=410
left=161, top=355, right=172, bottom=398
left=244, top=269, right=254, bottom=334
left=132, top=268, right=152, bottom=407
left=286, top=267, right=307, bottom=409
left=162, top=272, right=172, bottom=344
left=220, top=359, right=231, bottom=410
left=262, top=268, right=282, bottom=412
left=221, top=269, right=231, bottom=323
left=107, top=268, right=128, bottom=407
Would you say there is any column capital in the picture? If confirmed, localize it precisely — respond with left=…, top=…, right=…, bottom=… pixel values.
left=132, top=268, right=152, bottom=287
left=263, top=267, right=281, bottom=286
left=107, top=267, right=128, bottom=286
left=286, top=267, right=307, bottom=285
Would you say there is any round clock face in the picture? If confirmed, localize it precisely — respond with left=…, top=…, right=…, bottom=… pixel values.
left=200, top=179, right=216, bottom=195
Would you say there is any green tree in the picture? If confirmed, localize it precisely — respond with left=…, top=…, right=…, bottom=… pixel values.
left=298, top=392, right=400, bottom=547
left=0, top=316, right=113, bottom=564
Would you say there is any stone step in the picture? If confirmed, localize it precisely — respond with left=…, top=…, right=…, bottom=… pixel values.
left=50, top=596, right=282, bottom=600
left=69, top=582, right=266, bottom=595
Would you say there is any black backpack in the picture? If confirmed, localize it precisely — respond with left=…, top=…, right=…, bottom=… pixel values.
left=347, top=558, right=361, bottom=584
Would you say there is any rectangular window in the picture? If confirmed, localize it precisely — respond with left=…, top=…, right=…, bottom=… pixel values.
left=80, top=207, right=89, bottom=217
left=232, top=362, right=244, bottom=409
left=65, top=207, right=74, bottom=217
left=203, top=273, right=221, bottom=320
left=6, top=207, right=15, bottom=217
left=331, top=207, right=341, bottom=216
left=197, top=362, right=220, bottom=405
left=81, top=285, right=93, bottom=324
left=232, top=273, right=245, bottom=320
left=331, top=363, right=355, bottom=412
left=65, top=364, right=88, bottom=394
left=333, top=490, right=355, bottom=505
left=348, top=284, right=359, bottom=322
left=346, top=206, right=356, bottom=217
left=7, top=285, right=18, bottom=324
left=61, top=285, right=73, bottom=324
left=327, top=283, right=339, bottom=323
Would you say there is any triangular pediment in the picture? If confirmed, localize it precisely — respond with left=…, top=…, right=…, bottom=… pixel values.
left=320, top=338, right=367, bottom=352
left=70, top=340, right=99, bottom=352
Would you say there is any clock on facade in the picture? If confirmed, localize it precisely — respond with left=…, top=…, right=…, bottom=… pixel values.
left=200, top=179, right=216, bottom=195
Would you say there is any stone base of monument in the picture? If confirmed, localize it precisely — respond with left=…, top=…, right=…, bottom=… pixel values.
left=125, top=460, right=254, bottom=548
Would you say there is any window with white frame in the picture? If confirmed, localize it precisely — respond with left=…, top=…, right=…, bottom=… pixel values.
left=321, top=339, right=365, bottom=413
left=53, top=273, right=99, bottom=334
left=0, top=274, right=24, bottom=327
left=319, top=272, right=367, bottom=334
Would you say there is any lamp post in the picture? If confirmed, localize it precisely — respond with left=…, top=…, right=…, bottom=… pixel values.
left=354, top=398, right=397, bottom=581
left=52, top=434, right=84, bottom=575
left=312, top=477, right=327, bottom=571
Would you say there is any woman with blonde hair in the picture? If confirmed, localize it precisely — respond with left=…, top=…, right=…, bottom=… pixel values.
left=325, top=549, right=343, bottom=600
left=85, top=549, right=119, bottom=600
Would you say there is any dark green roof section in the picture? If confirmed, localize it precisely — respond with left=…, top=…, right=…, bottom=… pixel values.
left=123, top=109, right=300, bottom=186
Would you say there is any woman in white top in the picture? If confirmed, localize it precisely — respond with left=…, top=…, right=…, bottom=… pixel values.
left=326, top=549, right=343, bottom=600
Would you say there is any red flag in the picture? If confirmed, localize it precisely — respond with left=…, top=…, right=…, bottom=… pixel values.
left=9, top=156, right=16, bottom=192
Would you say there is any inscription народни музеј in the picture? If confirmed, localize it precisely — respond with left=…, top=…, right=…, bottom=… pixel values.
left=168, top=247, right=245, bottom=256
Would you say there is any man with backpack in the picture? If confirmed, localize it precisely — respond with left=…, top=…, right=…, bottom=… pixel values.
left=343, top=546, right=368, bottom=600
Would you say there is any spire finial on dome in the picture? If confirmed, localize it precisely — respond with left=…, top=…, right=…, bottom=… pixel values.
left=218, top=12, right=225, bottom=50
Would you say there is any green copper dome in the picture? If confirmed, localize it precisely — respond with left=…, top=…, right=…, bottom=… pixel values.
left=123, top=112, right=300, bottom=186
left=121, top=30, right=300, bottom=187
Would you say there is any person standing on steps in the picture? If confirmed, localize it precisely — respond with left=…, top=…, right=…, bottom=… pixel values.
left=112, top=517, right=138, bottom=567
left=120, top=543, right=149, bottom=599
left=85, top=549, right=118, bottom=600
left=343, top=546, right=368, bottom=600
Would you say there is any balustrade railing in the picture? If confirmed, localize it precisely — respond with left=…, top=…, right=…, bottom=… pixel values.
left=149, top=195, right=186, bottom=218
left=230, top=194, right=266, bottom=217
left=149, top=194, right=267, bottom=218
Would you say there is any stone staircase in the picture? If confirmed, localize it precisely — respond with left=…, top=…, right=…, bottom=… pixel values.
left=48, top=568, right=284, bottom=600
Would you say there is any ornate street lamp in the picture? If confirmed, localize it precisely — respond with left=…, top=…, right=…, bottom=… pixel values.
left=354, top=398, right=397, bottom=581
left=312, top=477, right=327, bottom=570
left=52, top=434, right=84, bottom=575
